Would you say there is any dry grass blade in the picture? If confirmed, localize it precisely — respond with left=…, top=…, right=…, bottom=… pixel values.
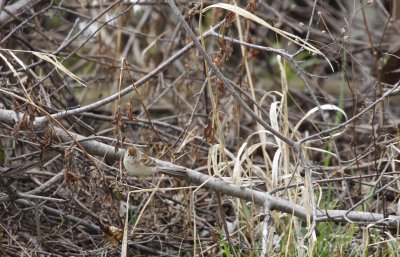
left=202, top=3, right=333, bottom=71
left=5, top=49, right=26, bottom=71
left=291, top=104, right=348, bottom=140
left=30, top=51, right=87, bottom=87
left=0, top=51, right=19, bottom=78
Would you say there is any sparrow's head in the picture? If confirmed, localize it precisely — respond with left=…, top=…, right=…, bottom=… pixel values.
left=126, top=146, right=139, bottom=158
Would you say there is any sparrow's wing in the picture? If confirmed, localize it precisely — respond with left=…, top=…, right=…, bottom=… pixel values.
left=138, top=152, right=157, bottom=167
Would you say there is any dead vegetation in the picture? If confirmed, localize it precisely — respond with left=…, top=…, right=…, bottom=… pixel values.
left=1, top=0, right=400, bottom=256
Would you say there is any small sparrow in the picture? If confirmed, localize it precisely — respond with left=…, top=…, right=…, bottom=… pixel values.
left=123, top=146, right=187, bottom=177
left=123, top=146, right=157, bottom=177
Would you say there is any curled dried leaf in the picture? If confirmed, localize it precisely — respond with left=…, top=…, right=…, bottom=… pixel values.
left=64, top=170, right=78, bottom=183
left=245, top=0, right=256, bottom=14
left=226, top=11, right=236, bottom=24
left=103, top=224, right=123, bottom=247
left=203, top=121, right=215, bottom=143
left=19, top=113, right=29, bottom=129
left=216, top=78, right=224, bottom=93
left=43, top=130, right=52, bottom=147
left=126, top=101, right=136, bottom=121
left=113, top=105, right=124, bottom=151
left=249, top=48, right=259, bottom=60
left=214, top=55, right=223, bottom=70
left=225, top=40, right=233, bottom=60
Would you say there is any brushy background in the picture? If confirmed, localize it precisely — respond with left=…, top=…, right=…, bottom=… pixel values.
left=1, top=0, right=400, bottom=256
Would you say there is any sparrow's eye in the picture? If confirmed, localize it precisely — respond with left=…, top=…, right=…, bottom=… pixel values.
left=128, top=147, right=137, bottom=156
